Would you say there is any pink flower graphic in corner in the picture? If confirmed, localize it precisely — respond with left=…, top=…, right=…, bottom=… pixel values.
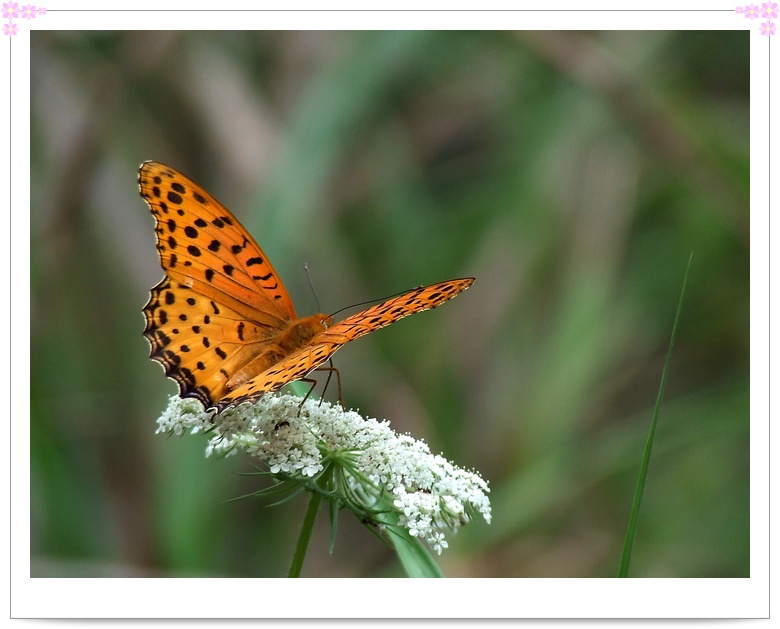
left=3, top=1, right=44, bottom=35
left=738, top=4, right=777, bottom=36
left=2, top=3, right=19, bottom=19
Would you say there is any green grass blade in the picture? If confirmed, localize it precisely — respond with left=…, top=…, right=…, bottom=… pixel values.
left=618, top=252, right=693, bottom=577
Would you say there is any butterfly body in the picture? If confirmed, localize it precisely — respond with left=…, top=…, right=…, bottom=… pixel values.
left=139, top=161, right=473, bottom=412
left=224, top=313, right=332, bottom=392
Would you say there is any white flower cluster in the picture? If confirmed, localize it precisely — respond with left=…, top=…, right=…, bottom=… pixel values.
left=156, top=394, right=491, bottom=554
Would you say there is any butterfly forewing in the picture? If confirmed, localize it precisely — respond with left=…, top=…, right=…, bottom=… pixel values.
left=215, top=278, right=474, bottom=411
left=139, top=161, right=296, bottom=319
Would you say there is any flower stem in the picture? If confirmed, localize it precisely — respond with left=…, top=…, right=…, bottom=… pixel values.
left=288, top=491, right=322, bottom=577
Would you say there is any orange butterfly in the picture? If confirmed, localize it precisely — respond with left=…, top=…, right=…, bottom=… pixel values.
left=139, top=161, right=474, bottom=412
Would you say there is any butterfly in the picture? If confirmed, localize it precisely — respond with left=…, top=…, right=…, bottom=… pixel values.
left=139, top=161, right=474, bottom=412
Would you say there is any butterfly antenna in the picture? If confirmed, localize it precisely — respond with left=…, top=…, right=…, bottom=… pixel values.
left=328, top=286, right=421, bottom=319
left=304, top=263, right=323, bottom=313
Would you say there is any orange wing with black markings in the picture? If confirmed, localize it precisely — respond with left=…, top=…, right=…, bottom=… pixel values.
left=140, top=161, right=473, bottom=412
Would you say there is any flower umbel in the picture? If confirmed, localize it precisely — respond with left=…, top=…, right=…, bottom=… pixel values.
left=157, top=394, right=491, bottom=555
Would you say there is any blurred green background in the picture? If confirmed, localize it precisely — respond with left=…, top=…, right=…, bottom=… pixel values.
left=30, top=31, right=749, bottom=577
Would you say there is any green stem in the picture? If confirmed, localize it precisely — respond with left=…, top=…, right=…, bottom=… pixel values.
left=288, top=491, right=322, bottom=578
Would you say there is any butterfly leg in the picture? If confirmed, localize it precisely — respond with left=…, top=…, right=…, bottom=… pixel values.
left=314, top=360, right=343, bottom=408
left=297, top=377, right=320, bottom=412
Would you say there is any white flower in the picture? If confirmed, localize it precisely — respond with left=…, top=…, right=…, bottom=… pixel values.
left=156, top=393, right=491, bottom=553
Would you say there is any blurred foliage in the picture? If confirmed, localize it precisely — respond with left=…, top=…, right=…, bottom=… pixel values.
left=30, top=30, right=749, bottom=578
